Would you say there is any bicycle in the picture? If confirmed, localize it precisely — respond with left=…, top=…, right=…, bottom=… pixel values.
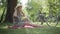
left=36, top=13, right=59, bottom=27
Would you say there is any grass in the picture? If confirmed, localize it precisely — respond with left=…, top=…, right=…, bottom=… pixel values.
left=0, top=26, right=60, bottom=34
left=26, top=27, right=60, bottom=34
left=0, top=28, right=27, bottom=34
left=0, top=23, right=60, bottom=34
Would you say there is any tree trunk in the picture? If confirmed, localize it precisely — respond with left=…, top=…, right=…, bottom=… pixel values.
left=4, top=0, right=17, bottom=22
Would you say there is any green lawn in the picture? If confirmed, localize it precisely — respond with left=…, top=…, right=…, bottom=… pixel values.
left=0, top=23, right=60, bottom=34
left=0, top=27, right=60, bottom=34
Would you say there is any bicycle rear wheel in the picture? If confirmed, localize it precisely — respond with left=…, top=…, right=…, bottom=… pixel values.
left=46, top=17, right=58, bottom=27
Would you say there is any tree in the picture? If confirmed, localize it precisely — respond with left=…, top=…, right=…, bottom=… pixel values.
left=4, top=0, right=17, bottom=22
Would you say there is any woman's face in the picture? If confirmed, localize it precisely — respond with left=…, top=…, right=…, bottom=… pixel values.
left=17, top=6, right=22, bottom=11
left=18, top=6, right=22, bottom=10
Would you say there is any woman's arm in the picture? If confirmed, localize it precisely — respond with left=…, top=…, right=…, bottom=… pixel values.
left=20, top=11, right=25, bottom=17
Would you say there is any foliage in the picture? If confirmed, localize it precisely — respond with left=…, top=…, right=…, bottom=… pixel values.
left=0, top=0, right=60, bottom=22
left=26, top=0, right=60, bottom=22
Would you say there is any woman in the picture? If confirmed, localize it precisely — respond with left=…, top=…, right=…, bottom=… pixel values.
left=13, top=5, right=25, bottom=28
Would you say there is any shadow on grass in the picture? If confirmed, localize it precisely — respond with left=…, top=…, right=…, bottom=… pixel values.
left=0, top=27, right=60, bottom=34
left=0, top=23, right=60, bottom=34
left=0, top=28, right=27, bottom=34
left=25, top=26, right=60, bottom=34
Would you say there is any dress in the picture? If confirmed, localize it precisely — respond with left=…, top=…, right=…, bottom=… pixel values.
left=13, top=10, right=25, bottom=26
